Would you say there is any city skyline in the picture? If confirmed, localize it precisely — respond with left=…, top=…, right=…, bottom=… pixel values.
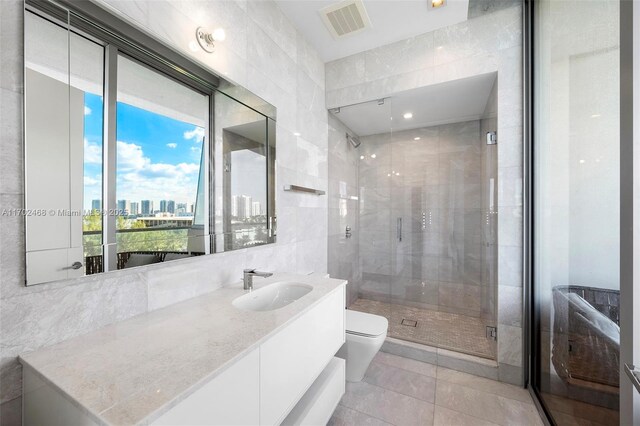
left=83, top=93, right=203, bottom=210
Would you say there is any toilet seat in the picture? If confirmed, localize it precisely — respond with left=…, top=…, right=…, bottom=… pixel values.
left=345, top=310, right=388, bottom=338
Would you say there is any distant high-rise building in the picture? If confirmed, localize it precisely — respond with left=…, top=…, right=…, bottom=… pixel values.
left=167, top=200, right=175, bottom=214
left=252, top=201, right=262, bottom=217
left=232, top=195, right=252, bottom=219
left=141, top=200, right=153, bottom=216
left=91, top=199, right=101, bottom=211
left=160, top=200, right=168, bottom=213
left=117, top=200, right=131, bottom=215
left=129, top=202, right=140, bottom=216
left=176, top=203, right=188, bottom=216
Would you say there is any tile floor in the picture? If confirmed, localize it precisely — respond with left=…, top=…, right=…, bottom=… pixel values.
left=349, top=299, right=496, bottom=359
left=328, top=352, right=543, bottom=426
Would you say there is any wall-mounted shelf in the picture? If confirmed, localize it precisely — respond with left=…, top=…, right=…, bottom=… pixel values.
left=284, top=185, right=326, bottom=196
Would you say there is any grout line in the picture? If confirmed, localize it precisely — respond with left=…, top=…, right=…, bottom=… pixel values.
left=372, top=356, right=438, bottom=379
left=341, top=381, right=434, bottom=426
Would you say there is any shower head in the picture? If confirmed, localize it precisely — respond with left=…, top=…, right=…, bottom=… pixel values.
left=347, top=133, right=361, bottom=148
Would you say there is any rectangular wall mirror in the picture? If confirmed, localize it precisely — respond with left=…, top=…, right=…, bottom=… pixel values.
left=23, top=1, right=276, bottom=285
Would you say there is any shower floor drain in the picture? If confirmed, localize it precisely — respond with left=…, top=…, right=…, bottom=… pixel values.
left=401, top=319, right=418, bottom=327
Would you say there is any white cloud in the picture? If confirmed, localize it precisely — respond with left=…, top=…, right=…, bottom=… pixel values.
left=84, top=138, right=102, bottom=164
left=84, top=176, right=99, bottom=186
left=183, top=126, right=205, bottom=143
left=115, top=141, right=201, bottom=204
left=166, top=143, right=177, bottom=149
left=117, top=141, right=149, bottom=171
left=84, top=106, right=92, bottom=116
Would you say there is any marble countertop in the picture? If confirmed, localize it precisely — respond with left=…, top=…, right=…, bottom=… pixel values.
left=19, top=273, right=347, bottom=425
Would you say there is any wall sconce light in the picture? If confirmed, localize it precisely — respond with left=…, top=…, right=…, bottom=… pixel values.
left=429, top=0, right=445, bottom=9
left=196, top=27, right=226, bottom=53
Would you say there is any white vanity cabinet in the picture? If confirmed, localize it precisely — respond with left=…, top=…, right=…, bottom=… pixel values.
left=21, top=278, right=346, bottom=426
left=153, top=285, right=345, bottom=426
left=153, top=349, right=260, bottom=426
left=260, top=286, right=345, bottom=425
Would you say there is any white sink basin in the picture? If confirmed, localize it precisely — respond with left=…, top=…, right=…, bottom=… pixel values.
left=233, top=281, right=313, bottom=312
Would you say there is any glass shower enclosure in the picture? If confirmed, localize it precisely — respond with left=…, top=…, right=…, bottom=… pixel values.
left=330, top=75, right=499, bottom=359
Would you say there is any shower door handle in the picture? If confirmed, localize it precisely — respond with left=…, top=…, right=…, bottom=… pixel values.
left=397, top=217, right=402, bottom=242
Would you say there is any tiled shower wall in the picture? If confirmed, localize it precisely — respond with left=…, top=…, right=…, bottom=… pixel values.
left=0, top=1, right=329, bottom=423
left=325, top=5, right=524, bottom=384
left=356, top=121, right=497, bottom=323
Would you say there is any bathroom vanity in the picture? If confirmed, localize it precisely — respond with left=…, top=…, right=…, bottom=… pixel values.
left=19, top=274, right=346, bottom=425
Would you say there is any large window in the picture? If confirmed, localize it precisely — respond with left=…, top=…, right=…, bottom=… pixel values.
left=531, top=0, right=621, bottom=423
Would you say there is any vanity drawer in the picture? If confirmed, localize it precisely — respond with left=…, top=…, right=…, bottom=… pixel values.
left=259, top=287, right=346, bottom=425
left=153, top=349, right=260, bottom=426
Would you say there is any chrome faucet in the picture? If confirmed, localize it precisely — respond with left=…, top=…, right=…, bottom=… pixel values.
left=243, top=268, right=273, bottom=290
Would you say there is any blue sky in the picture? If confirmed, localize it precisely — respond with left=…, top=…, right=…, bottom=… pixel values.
left=83, top=93, right=203, bottom=210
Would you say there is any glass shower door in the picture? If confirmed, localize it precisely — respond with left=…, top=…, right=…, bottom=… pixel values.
left=387, top=106, right=498, bottom=359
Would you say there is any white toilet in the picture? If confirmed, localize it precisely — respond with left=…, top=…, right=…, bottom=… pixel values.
left=337, top=310, right=389, bottom=382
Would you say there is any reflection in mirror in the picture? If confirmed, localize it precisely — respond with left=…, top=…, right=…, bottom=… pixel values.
left=25, top=10, right=105, bottom=283
left=23, top=3, right=277, bottom=285
left=214, top=91, right=276, bottom=251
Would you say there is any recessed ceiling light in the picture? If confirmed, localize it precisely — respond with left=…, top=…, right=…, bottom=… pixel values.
left=579, top=159, right=586, bottom=164
left=403, top=112, right=413, bottom=119
left=395, top=172, right=400, bottom=176
left=371, top=154, right=377, bottom=159
left=293, top=132, right=301, bottom=136
left=414, top=137, right=421, bottom=141
left=387, top=173, right=391, bottom=177
left=591, top=114, right=601, bottom=118
left=360, top=155, right=365, bottom=160
left=430, top=0, right=446, bottom=9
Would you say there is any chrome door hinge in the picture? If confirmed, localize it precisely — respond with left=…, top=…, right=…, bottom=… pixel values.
left=486, top=326, right=497, bottom=341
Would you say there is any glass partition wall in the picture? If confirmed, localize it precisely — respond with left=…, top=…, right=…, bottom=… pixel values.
left=333, top=75, right=499, bottom=359
left=531, top=0, right=621, bottom=424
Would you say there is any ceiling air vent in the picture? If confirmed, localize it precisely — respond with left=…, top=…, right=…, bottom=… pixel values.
left=319, top=0, right=372, bottom=39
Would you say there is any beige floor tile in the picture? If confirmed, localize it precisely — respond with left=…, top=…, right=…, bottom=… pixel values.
left=435, top=381, right=543, bottom=426
left=433, top=406, right=500, bottom=426
left=374, top=352, right=438, bottom=378
left=364, top=362, right=437, bottom=402
left=341, top=381, right=435, bottom=426
left=436, top=367, right=532, bottom=403
left=327, top=405, right=393, bottom=426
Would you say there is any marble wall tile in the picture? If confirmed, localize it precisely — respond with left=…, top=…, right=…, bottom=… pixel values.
left=296, top=69, right=326, bottom=119
left=497, top=125, right=523, bottom=169
left=364, top=33, right=435, bottom=82
left=497, top=245, right=522, bottom=288
left=498, top=206, right=523, bottom=247
left=246, top=21, right=296, bottom=96
left=325, top=53, right=366, bottom=92
left=498, top=166, right=523, bottom=207
left=296, top=33, right=325, bottom=89
left=497, top=324, right=522, bottom=367
left=247, top=0, right=297, bottom=62
left=0, top=0, right=23, bottom=93
left=0, top=89, right=23, bottom=195
left=497, top=285, right=522, bottom=327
